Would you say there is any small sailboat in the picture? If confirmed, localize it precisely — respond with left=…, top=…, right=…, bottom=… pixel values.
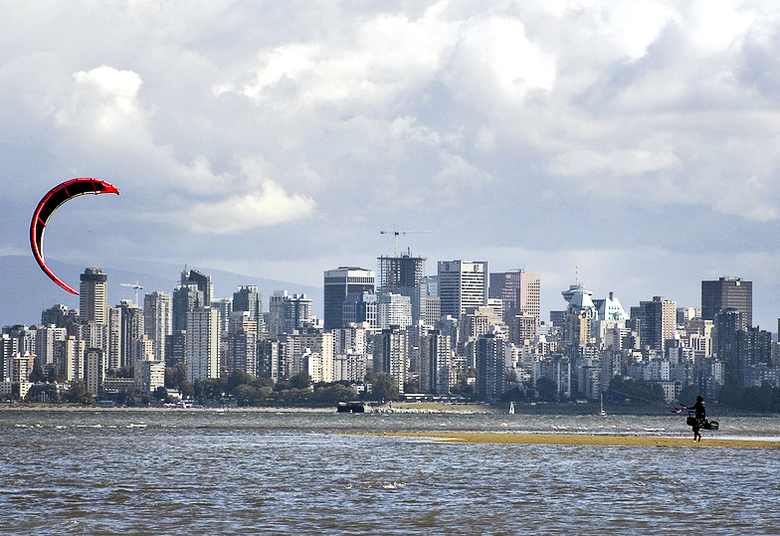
left=600, top=394, right=607, bottom=417
left=508, top=401, right=515, bottom=415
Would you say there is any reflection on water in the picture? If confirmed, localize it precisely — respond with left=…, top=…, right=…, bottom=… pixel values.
left=1, top=409, right=779, bottom=535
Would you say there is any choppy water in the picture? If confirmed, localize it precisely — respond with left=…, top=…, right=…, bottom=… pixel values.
left=2, top=409, right=780, bottom=535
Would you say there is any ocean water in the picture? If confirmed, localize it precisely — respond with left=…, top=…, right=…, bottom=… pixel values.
left=1, top=409, right=780, bottom=535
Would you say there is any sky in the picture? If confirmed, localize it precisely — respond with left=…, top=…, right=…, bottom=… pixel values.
left=3, top=0, right=780, bottom=329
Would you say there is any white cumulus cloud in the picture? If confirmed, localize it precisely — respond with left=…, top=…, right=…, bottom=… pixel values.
left=178, top=181, right=316, bottom=234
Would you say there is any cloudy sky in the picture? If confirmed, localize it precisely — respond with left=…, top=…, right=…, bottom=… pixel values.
left=3, top=0, right=780, bottom=328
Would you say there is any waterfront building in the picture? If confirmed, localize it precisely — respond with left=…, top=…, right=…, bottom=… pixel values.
left=75, top=321, right=110, bottom=361
left=332, top=324, right=370, bottom=356
left=258, top=339, right=283, bottom=382
left=135, top=359, right=165, bottom=394
left=538, top=354, right=572, bottom=400
left=224, top=311, right=258, bottom=376
left=56, top=336, right=86, bottom=381
left=83, top=348, right=104, bottom=396
left=373, top=326, right=409, bottom=394
left=35, top=325, right=67, bottom=376
left=278, top=329, right=334, bottom=382
left=119, top=300, right=144, bottom=369
left=185, top=307, right=220, bottom=383
left=79, top=267, right=108, bottom=324
left=438, top=260, right=488, bottom=318
left=108, top=307, right=122, bottom=370
left=419, top=330, right=452, bottom=395
left=475, top=333, right=505, bottom=401
left=333, top=351, right=368, bottom=383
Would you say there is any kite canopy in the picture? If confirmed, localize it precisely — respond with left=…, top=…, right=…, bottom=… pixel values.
left=30, top=178, right=120, bottom=294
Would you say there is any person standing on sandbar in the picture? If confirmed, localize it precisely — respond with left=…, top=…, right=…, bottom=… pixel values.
left=682, top=395, right=706, bottom=442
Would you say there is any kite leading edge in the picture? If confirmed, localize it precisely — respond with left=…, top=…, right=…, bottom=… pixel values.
left=30, top=178, right=120, bottom=295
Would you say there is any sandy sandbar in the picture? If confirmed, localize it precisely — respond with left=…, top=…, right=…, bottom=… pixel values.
left=378, top=432, right=780, bottom=448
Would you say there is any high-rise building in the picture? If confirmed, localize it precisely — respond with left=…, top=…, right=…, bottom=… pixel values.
left=437, top=260, right=488, bottom=318
left=562, top=286, right=596, bottom=349
left=342, top=293, right=377, bottom=328
left=214, top=297, right=233, bottom=334
left=258, top=339, right=282, bottom=382
left=41, top=304, right=79, bottom=329
left=83, top=348, right=104, bottom=396
left=35, top=325, right=67, bottom=376
left=489, top=270, right=540, bottom=324
left=419, top=330, right=452, bottom=395
left=638, top=296, right=676, bottom=355
left=181, top=268, right=213, bottom=307
left=376, top=292, right=412, bottom=330
left=268, top=291, right=313, bottom=336
left=475, top=333, right=505, bottom=401
left=79, top=267, right=108, bottom=324
left=55, top=336, right=86, bottom=382
left=75, top=321, right=110, bottom=371
left=165, top=330, right=186, bottom=368
left=702, top=277, right=752, bottom=327
left=323, top=267, right=375, bottom=331
left=108, top=307, right=122, bottom=370
left=378, top=254, right=427, bottom=326
left=172, top=283, right=204, bottom=332
left=185, top=307, right=220, bottom=383
left=233, top=286, right=264, bottom=333
left=144, top=291, right=172, bottom=363
left=119, top=300, right=144, bottom=368
left=373, top=326, right=409, bottom=394
left=224, top=311, right=258, bottom=376
left=714, top=308, right=748, bottom=385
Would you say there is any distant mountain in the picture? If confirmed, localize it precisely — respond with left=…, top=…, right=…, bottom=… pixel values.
left=0, top=255, right=322, bottom=328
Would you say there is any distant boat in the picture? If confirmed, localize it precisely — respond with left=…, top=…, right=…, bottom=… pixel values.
left=508, top=401, right=515, bottom=415
left=600, top=394, right=607, bottom=417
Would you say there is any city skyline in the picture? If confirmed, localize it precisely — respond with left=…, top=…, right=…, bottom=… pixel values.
left=4, top=3, right=780, bottom=334
left=2, top=252, right=780, bottom=336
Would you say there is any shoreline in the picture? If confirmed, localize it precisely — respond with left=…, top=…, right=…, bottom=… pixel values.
left=379, top=431, right=780, bottom=448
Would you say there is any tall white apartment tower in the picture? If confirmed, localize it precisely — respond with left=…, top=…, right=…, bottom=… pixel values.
left=186, top=307, right=220, bottom=383
left=79, top=267, right=108, bottom=324
left=437, top=260, right=488, bottom=318
left=144, top=291, right=172, bottom=364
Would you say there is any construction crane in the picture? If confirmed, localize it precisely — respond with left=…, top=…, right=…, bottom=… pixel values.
left=379, top=226, right=431, bottom=256
left=120, top=281, right=143, bottom=305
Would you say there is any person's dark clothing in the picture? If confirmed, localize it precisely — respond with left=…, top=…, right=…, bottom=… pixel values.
left=686, top=399, right=706, bottom=441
